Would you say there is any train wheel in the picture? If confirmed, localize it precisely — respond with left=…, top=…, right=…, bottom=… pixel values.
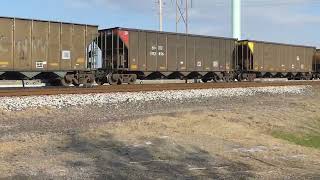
left=212, top=76, right=219, bottom=83
left=83, top=77, right=94, bottom=88
left=108, top=79, right=118, bottom=85
left=71, top=78, right=80, bottom=87
left=107, top=74, right=118, bottom=85
left=237, top=74, right=243, bottom=82
left=228, top=77, right=234, bottom=82
left=60, top=78, right=71, bottom=87
left=222, top=76, right=229, bottom=83
left=95, top=78, right=105, bottom=86
left=73, top=82, right=80, bottom=87
left=128, top=75, right=137, bottom=85
left=117, top=78, right=123, bottom=85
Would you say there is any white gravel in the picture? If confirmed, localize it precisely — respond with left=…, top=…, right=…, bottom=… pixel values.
left=0, top=85, right=311, bottom=111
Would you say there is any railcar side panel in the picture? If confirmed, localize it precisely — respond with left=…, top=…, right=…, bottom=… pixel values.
left=314, top=50, right=320, bottom=72
left=166, top=34, right=177, bottom=71
left=72, top=25, right=86, bottom=70
left=128, top=31, right=139, bottom=71
left=225, top=40, right=233, bottom=71
left=275, top=44, right=281, bottom=72
left=138, top=31, right=147, bottom=71
left=186, top=36, right=195, bottom=71
left=32, top=21, right=48, bottom=71
left=146, top=32, right=157, bottom=71
left=219, top=39, right=226, bottom=71
left=258, top=42, right=264, bottom=71
left=286, top=46, right=292, bottom=71
left=307, top=48, right=314, bottom=72
left=194, top=37, right=202, bottom=71
left=0, top=18, right=13, bottom=70
left=202, top=37, right=211, bottom=71
left=264, top=43, right=273, bottom=72
left=279, top=45, right=286, bottom=71
left=48, top=22, right=61, bottom=71
left=14, top=19, right=32, bottom=70
left=211, top=39, right=220, bottom=71
left=176, top=35, right=186, bottom=71
left=60, top=23, right=72, bottom=70
left=157, top=33, right=167, bottom=71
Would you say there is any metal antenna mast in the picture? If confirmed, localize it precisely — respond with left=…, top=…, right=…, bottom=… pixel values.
left=175, top=0, right=192, bottom=34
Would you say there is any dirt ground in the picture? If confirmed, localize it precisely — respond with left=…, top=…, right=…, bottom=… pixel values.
left=0, top=86, right=320, bottom=179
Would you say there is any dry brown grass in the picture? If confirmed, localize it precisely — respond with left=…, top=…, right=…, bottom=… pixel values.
left=1, top=86, right=320, bottom=178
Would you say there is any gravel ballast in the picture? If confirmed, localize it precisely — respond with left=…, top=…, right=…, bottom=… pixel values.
left=0, top=85, right=311, bottom=111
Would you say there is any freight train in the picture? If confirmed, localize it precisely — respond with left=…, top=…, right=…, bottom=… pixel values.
left=0, top=16, right=319, bottom=86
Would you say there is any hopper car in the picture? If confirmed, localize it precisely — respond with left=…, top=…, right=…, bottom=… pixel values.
left=237, top=40, right=316, bottom=81
left=95, top=28, right=238, bottom=85
left=0, top=16, right=98, bottom=86
left=94, top=28, right=319, bottom=84
left=0, top=16, right=319, bottom=86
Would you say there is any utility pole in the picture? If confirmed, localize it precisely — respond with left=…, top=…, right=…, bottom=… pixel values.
left=232, top=0, right=241, bottom=39
left=159, top=0, right=163, bottom=31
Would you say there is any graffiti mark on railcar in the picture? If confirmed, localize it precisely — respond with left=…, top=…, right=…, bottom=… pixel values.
left=16, top=38, right=29, bottom=61
left=0, top=35, right=9, bottom=53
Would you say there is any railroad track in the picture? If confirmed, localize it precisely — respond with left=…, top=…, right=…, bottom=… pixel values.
left=0, top=81, right=318, bottom=97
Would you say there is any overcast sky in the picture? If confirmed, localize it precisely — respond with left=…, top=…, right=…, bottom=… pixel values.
left=0, top=0, right=319, bottom=47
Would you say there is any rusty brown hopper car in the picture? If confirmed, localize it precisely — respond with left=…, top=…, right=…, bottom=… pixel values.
left=238, top=40, right=316, bottom=80
left=0, top=16, right=98, bottom=86
left=96, top=27, right=238, bottom=84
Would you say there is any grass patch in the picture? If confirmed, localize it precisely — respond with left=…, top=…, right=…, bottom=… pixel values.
left=271, top=131, right=320, bottom=149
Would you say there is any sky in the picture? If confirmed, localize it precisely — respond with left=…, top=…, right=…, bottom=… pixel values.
left=0, top=0, right=319, bottom=47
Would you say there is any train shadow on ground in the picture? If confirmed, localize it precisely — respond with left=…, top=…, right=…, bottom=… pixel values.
left=58, top=132, right=254, bottom=179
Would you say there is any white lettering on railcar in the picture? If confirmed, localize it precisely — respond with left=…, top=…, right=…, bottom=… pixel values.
left=152, top=46, right=157, bottom=51
left=158, top=52, right=165, bottom=56
left=150, top=52, right=157, bottom=56
left=149, top=45, right=166, bottom=57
